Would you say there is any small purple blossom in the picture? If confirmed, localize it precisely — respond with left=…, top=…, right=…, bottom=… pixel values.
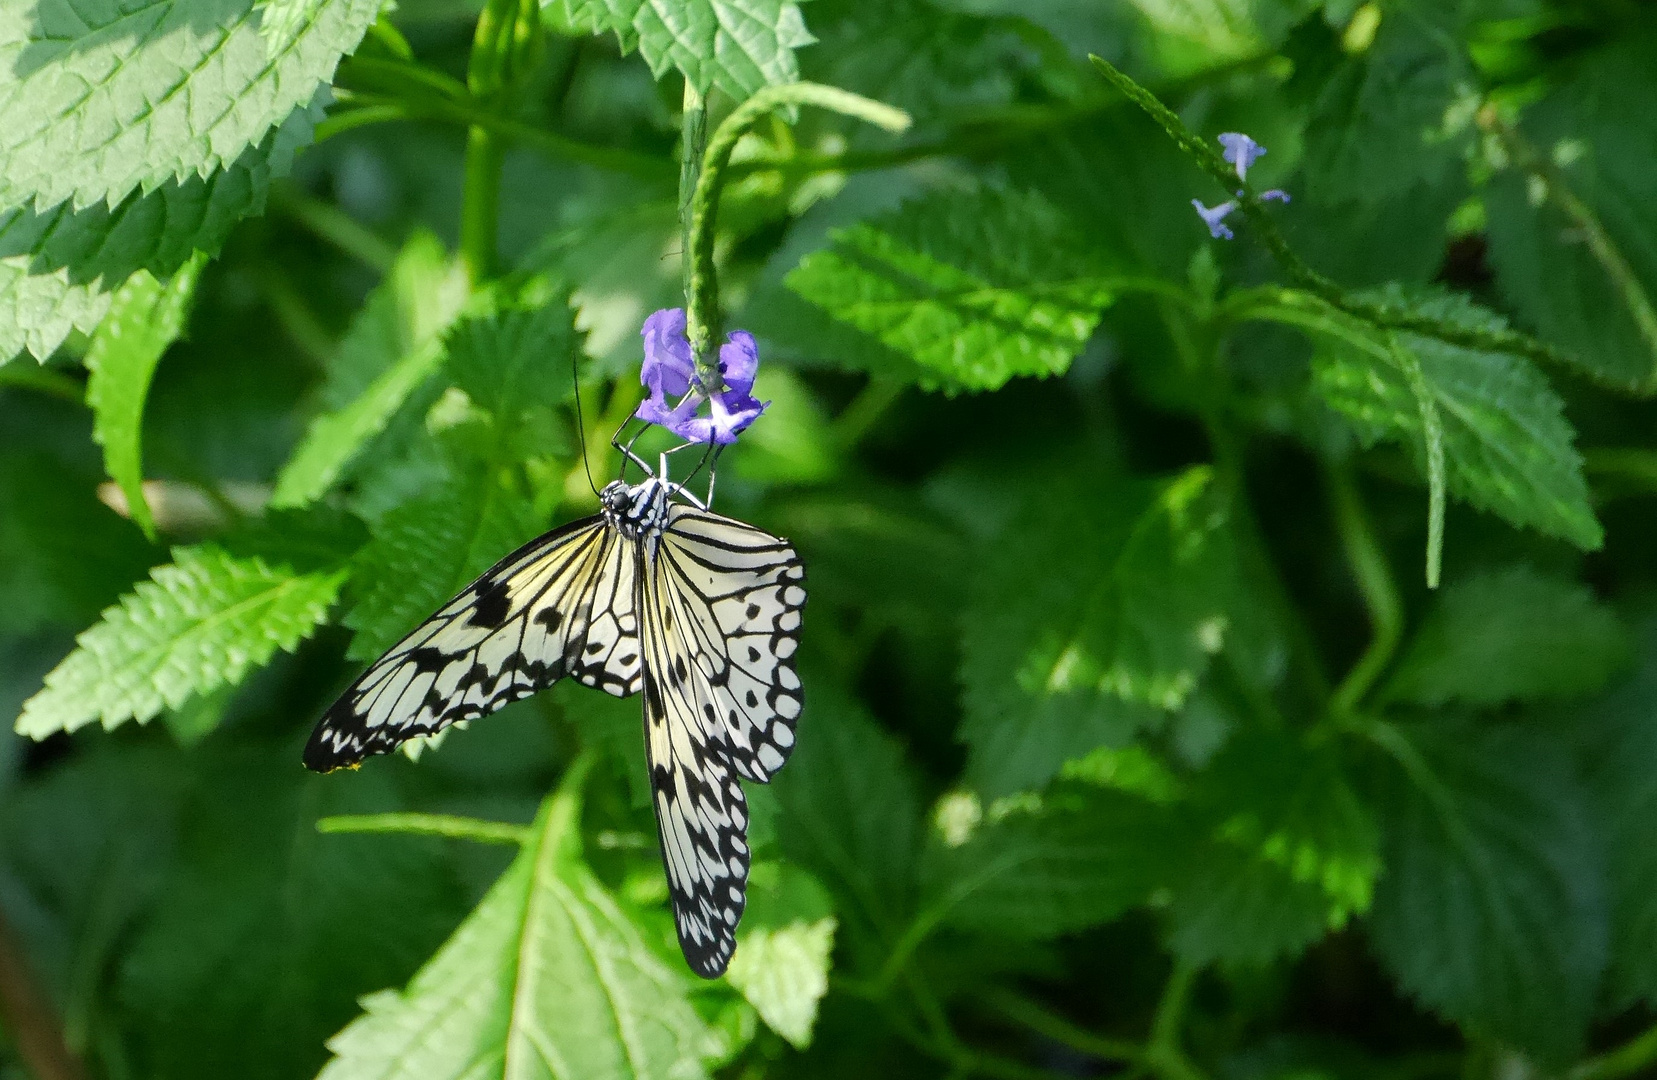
left=1192, top=199, right=1238, bottom=240
left=1261, top=189, right=1290, bottom=203
left=634, top=309, right=769, bottom=444
left=1218, top=132, right=1266, bottom=181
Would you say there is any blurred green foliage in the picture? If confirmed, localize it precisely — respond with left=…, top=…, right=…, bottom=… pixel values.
left=4, top=1, right=1657, bottom=1078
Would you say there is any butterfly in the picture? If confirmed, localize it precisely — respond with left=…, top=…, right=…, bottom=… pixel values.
left=303, top=448, right=805, bottom=977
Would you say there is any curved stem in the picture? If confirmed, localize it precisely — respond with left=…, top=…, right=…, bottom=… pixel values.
left=317, top=812, right=530, bottom=845
left=1326, top=464, right=1403, bottom=717
left=1088, top=56, right=1589, bottom=384
left=683, top=83, right=910, bottom=382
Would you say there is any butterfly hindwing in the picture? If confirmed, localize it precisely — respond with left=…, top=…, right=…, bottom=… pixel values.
left=304, top=515, right=639, bottom=771
left=639, top=506, right=805, bottom=975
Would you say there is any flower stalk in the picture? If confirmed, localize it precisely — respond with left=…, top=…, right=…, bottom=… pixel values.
left=681, top=82, right=910, bottom=389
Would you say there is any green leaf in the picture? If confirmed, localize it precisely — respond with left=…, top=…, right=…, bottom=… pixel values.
left=784, top=187, right=1114, bottom=391
left=723, top=862, right=836, bottom=1049
left=959, top=467, right=1237, bottom=796
left=0, top=451, right=155, bottom=636
left=1386, top=565, right=1629, bottom=707
left=15, top=545, right=347, bottom=739
left=1165, top=729, right=1379, bottom=967
left=1297, top=11, right=1468, bottom=203
left=1366, top=721, right=1607, bottom=1064
left=316, top=760, right=717, bottom=1080
left=920, top=786, right=1170, bottom=941
left=342, top=475, right=543, bottom=662
left=119, top=753, right=469, bottom=1080
left=802, top=0, right=1036, bottom=140
left=1582, top=616, right=1657, bottom=1010
left=444, top=288, right=579, bottom=420
left=553, top=0, right=814, bottom=100
left=0, top=0, right=378, bottom=213
left=271, top=234, right=470, bottom=509
left=1309, top=289, right=1601, bottom=550
left=772, top=679, right=923, bottom=942
left=1484, top=32, right=1657, bottom=390
left=1128, top=0, right=1307, bottom=75
left=84, top=254, right=208, bottom=540
left=0, top=114, right=308, bottom=362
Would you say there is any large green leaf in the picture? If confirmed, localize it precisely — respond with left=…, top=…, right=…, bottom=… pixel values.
left=1581, top=617, right=1657, bottom=1011
left=342, top=475, right=544, bottom=662
left=959, top=467, right=1237, bottom=796
left=1366, top=721, right=1607, bottom=1064
left=1310, top=289, right=1601, bottom=550
left=784, top=187, right=1114, bottom=391
left=1386, top=565, right=1629, bottom=707
left=0, top=113, right=308, bottom=362
left=1484, top=32, right=1657, bottom=390
left=772, top=680, right=923, bottom=945
left=920, top=786, right=1170, bottom=941
left=316, top=761, right=716, bottom=1080
left=84, top=254, right=208, bottom=540
left=1297, top=10, right=1468, bottom=203
left=0, top=0, right=377, bottom=213
left=552, top=0, right=813, bottom=100
left=1164, top=729, right=1379, bottom=967
left=119, top=754, right=468, bottom=1080
left=270, top=234, right=470, bottom=509
left=16, top=545, right=347, bottom=738
left=0, top=451, right=155, bottom=636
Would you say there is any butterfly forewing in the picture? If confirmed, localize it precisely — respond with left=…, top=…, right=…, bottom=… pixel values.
left=304, top=515, right=637, bottom=771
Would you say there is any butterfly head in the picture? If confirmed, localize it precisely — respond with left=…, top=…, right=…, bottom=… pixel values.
left=601, top=478, right=670, bottom=540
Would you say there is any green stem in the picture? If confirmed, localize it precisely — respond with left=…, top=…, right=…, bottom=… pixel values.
left=316, top=812, right=530, bottom=845
left=460, top=125, right=503, bottom=282
left=271, top=185, right=398, bottom=273
left=1146, top=961, right=1208, bottom=1080
left=0, top=362, right=84, bottom=403
left=684, top=82, right=910, bottom=383
left=1480, top=105, right=1657, bottom=394
left=832, top=377, right=906, bottom=450
left=1326, top=464, right=1403, bottom=717
left=1569, top=1021, right=1657, bottom=1080
left=1087, top=56, right=1586, bottom=381
left=979, top=988, right=1143, bottom=1064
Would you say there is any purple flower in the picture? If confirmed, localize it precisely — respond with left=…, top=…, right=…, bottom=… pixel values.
left=633, top=309, right=769, bottom=444
left=1193, top=199, right=1238, bottom=240
left=1261, top=189, right=1290, bottom=203
left=1218, top=132, right=1266, bottom=181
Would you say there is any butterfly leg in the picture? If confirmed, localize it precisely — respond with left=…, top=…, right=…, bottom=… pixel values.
left=611, top=422, right=656, bottom=480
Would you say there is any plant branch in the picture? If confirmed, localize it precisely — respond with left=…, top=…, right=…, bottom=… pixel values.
left=1325, top=464, right=1403, bottom=717
left=684, top=83, right=910, bottom=382
left=317, top=812, right=530, bottom=845
left=1088, top=56, right=1585, bottom=380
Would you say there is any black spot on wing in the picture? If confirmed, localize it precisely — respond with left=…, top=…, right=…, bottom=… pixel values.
left=466, top=583, right=511, bottom=628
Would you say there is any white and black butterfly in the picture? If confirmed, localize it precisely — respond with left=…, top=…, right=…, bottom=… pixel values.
left=304, top=451, right=805, bottom=977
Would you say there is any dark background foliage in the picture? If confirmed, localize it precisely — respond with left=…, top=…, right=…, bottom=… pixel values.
left=3, top=0, right=1657, bottom=1078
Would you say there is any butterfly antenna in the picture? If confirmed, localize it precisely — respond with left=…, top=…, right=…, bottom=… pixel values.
left=571, top=352, right=600, bottom=497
